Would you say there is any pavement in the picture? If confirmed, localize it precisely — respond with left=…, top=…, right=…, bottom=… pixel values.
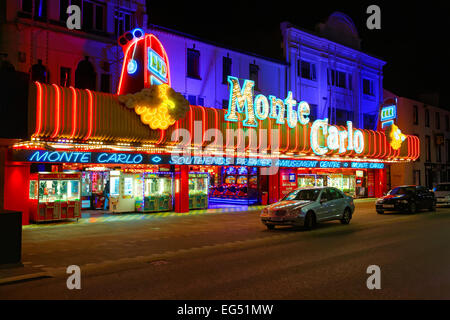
left=1, top=204, right=266, bottom=285
left=2, top=198, right=450, bottom=299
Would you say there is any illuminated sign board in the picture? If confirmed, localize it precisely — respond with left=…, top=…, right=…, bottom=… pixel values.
left=379, top=98, right=398, bottom=129
left=12, top=150, right=384, bottom=169
left=380, top=105, right=396, bottom=122
left=225, top=76, right=365, bottom=155
left=148, top=48, right=168, bottom=85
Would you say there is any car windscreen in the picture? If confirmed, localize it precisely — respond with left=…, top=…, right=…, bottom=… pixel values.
left=388, top=186, right=416, bottom=195
left=282, top=189, right=321, bottom=201
left=435, top=184, right=450, bottom=191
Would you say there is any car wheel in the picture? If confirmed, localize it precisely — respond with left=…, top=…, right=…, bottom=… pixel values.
left=376, top=210, right=384, bottom=214
left=266, top=224, right=275, bottom=230
left=340, top=208, right=352, bottom=224
left=304, top=211, right=316, bottom=230
left=408, top=202, right=417, bottom=214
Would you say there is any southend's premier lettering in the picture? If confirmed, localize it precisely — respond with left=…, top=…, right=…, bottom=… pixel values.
left=225, top=76, right=365, bottom=155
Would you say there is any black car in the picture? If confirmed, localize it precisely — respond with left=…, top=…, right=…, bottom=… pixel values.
left=376, top=185, right=436, bottom=214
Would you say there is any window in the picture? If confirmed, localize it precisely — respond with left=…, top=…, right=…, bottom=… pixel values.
left=363, top=79, right=374, bottom=96
left=187, top=95, right=197, bottom=105
left=22, top=0, right=33, bottom=13
left=436, top=112, right=440, bottom=129
left=21, top=0, right=47, bottom=19
left=425, top=109, right=430, bottom=127
left=249, top=63, right=259, bottom=90
left=425, top=135, right=431, bottom=162
left=413, top=105, right=419, bottom=125
left=329, top=188, right=343, bottom=199
left=100, top=73, right=110, bottom=93
left=30, top=59, right=48, bottom=83
left=348, top=74, right=352, bottom=91
left=187, top=49, right=200, bottom=79
left=327, top=69, right=348, bottom=89
left=222, top=99, right=229, bottom=109
left=299, top=60, right=316, bottom=81
left=60, top=1, right=105, bottom=31
left=363, top=113, right=376, bottom=130
left=83, top=1, right=105, bottom=31
left=335, top=109, right=354, bottom=126
left=197, top=97, right=205, bottom=107
left=75, top=56, right=96, bottom=90
left=308, top=104, right=318, bottom=121
left=222, top=56, right=232, bottom=84
left=437, top=144, right=442, bottom=162
left=60, top=67, right=71, bottom=87
left=114, top=8, right=133, bottom=36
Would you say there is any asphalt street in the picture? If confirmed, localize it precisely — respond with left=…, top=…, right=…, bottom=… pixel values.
left=1, top=200, right=450, bottom=299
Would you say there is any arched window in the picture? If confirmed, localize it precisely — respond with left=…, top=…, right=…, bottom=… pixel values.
left=30, top=59, right=48, bottom=83
left=75, top=56, right=97, bottom=90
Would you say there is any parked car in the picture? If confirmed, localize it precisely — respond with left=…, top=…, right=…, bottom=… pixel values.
left=434, top=183, right=450, bottom=207
left=376, top=185, right=436, bottom=214
left=260, top=187, right=355, bottom=230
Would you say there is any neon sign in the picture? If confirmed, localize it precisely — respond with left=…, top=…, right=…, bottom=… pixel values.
left=225, top=76, right=364, bottom=155
left=14, top=150, right=385, bottom=169
left=148, top=48, right=168, bottom=85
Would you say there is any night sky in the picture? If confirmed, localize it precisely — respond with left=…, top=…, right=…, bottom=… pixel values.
left=147, top=0, right=450, bottom=109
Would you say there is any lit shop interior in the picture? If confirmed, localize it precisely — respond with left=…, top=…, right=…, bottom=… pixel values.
left=60, top=164, right=261, bottom=214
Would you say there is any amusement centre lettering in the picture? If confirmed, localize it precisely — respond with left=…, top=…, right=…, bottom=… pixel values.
left=16, top=150, right=384, bottom=169
left=224, top=76, right=365, bottom=155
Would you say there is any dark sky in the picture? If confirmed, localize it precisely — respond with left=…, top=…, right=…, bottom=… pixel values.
left=147, top=0, right=450, bottom=108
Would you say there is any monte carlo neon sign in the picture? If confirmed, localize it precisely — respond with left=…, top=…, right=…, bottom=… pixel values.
left=225, top=76, right=364, bottom=155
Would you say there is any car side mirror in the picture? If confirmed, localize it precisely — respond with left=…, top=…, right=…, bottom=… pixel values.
left=320, top=198, right=327, bottom=204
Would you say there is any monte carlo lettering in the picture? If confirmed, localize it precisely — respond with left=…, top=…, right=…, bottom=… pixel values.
left=224, top=76, right=365, bottom=155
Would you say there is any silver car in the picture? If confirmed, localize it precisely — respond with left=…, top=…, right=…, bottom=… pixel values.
left=434, top=183, right=450, bottom=207
left=260, top=187, right=355, bottom=230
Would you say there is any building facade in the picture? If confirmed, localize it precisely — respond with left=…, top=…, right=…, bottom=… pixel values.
left=0, top=2, right=420, bottom=226
left=281, top=13, right=385, bottom=130
left=385, top=90, right=450, bottom=189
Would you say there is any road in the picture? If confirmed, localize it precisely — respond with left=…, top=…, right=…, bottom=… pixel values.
left=1, top=200, right=450, bottom=299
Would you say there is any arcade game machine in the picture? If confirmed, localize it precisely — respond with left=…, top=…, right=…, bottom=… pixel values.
left=135, top=172, right=174, bottom=212
left=247, top=167, right=259, bottom=203
left=29, top=172, right=81, bottom=222
left=189, top=173, right=209, bottom=209
left=81, top=171, right=92, bottom=209
left=298, top=174, right=316, bottom=188
left=91, top=171, right=109, bottom=209
left=342, top=174, right=356, bottom=197
left=209, top=166, right=258, bottom=205
left=109, top=170, right=136, bottom=213
left=315, top=175, right=326, bottom=187
left=327, top=173, right=344, bottom=190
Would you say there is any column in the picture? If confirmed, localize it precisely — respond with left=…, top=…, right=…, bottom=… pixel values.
left=174, top=165, right=189, bottom=213
left=268, top=170, right=280, bottom=204
left=3, top=161, right=31, bottom=225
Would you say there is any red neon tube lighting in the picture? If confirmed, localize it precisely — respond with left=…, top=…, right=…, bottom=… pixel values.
left=34, top=82, right=43, bottom=137
left=69, top=87, right=77, bottom=139
left=50, top=84, right=61, bottom=138
left=85, top=89, right=94, bottom=140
